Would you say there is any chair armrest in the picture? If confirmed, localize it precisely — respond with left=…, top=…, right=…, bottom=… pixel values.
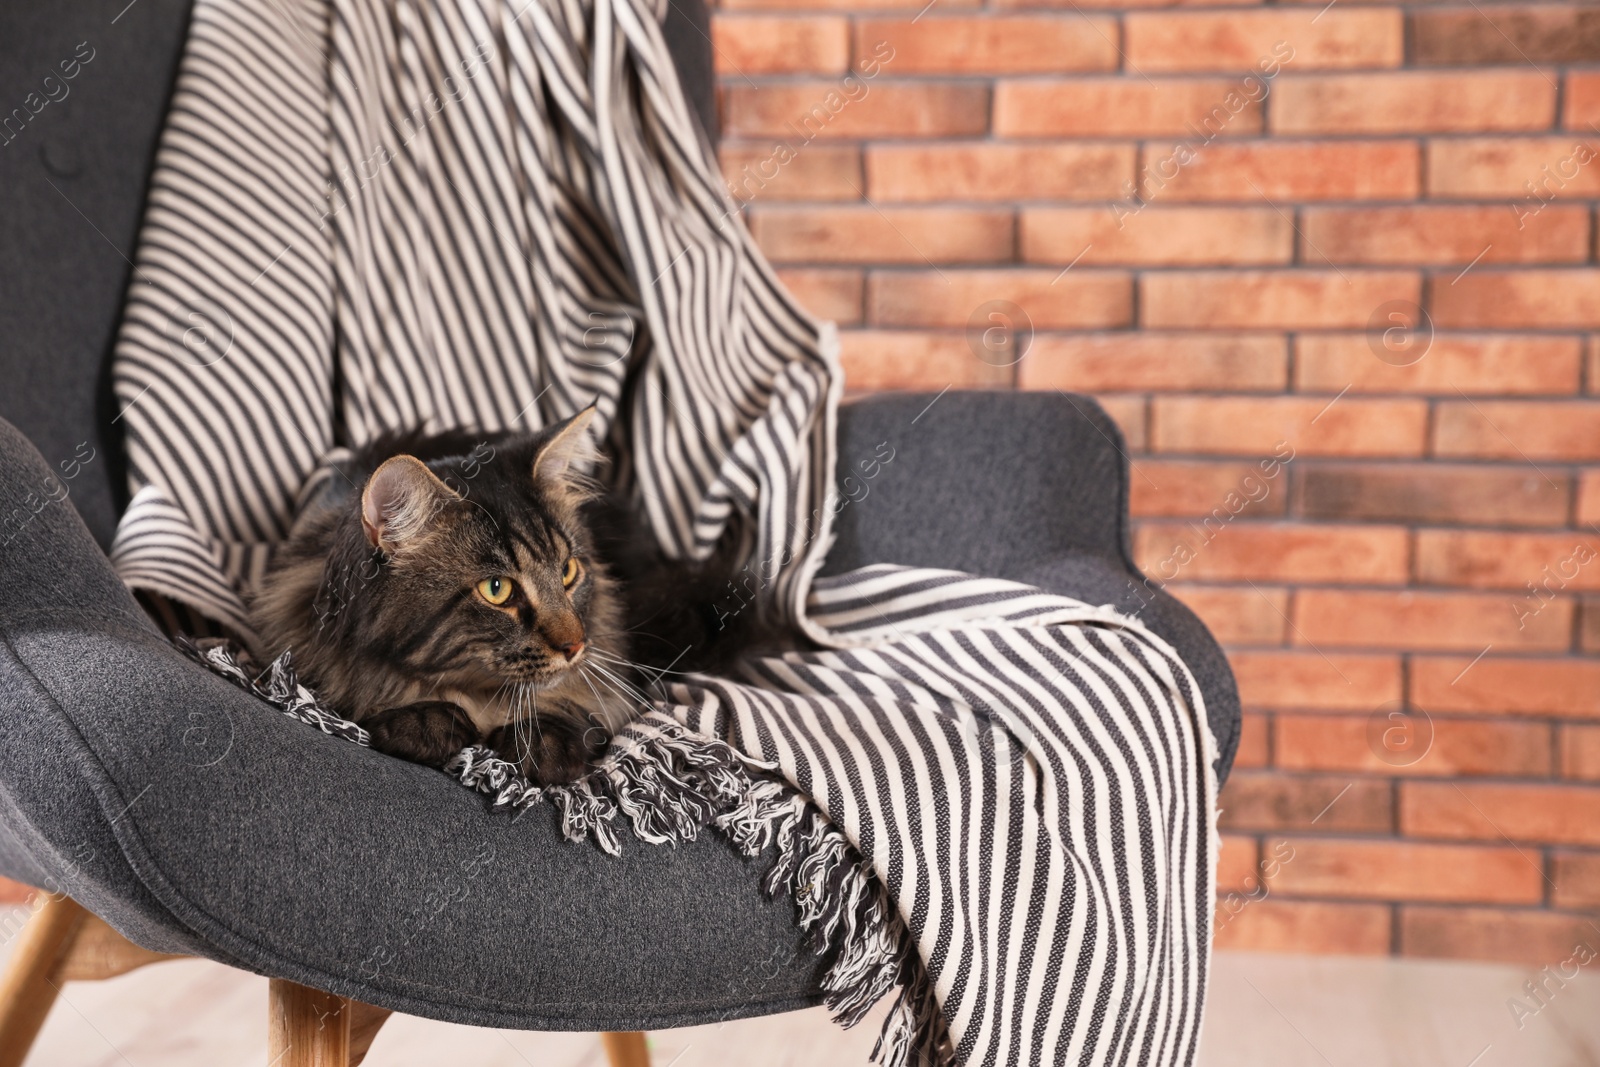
left=824, top=391, right=1241, bottom=781
left=823, top=391, right=1130, bottom=578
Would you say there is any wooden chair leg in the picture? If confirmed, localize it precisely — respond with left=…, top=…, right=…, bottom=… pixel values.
left=601, top=1031, right=650, bottom=1067
left=0, top=893, right=624, bottom=1067
left=0, top=894, right=88, bottom=1067
left=267, top=978, right=391, bottom=1067
left=348, top=1000, right=392, bottom=1067
left=269, top=978, right=351, bottom=1067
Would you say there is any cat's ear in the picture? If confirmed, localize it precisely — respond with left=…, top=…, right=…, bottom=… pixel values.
left=532, top=406, right=599, bottom=486
left=361, top=455, right=461, bottom=552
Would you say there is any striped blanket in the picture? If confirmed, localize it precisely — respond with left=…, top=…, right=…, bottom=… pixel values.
left=109, top=0, right=1219, bottom=1062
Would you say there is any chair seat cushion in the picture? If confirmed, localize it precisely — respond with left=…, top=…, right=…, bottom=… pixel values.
left=1, top=610, right=832, bottom=1029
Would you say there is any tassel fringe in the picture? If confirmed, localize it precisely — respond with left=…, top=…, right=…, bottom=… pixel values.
left=181, top=640, right=955, bottom=1065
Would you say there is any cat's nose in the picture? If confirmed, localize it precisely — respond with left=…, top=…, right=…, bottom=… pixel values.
left=557, top=640, right=584, bottom=661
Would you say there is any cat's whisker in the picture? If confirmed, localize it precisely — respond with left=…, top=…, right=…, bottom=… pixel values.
left=587, top=652, right=674, bottom=696
left=590, top=647, right=696, bottom=679
left=522, top=683, right=537, bottom=768
left=581, top=664, right=647, bottom=715
left=583, top=660, right=655, bottom=710
left=586, top=650, right=688, bottom=701
left=582, top=653, right=653, bottom=699
left=572, top=666, right=615, bottom=726
left=528, top=682, right=543, bottom=746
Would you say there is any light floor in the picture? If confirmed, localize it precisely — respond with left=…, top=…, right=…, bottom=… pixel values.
left=6, top=912, right=1599, bottom=1066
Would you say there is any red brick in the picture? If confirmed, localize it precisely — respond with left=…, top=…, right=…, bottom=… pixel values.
left=1136, top=522, right=1409, bottom=583
left=1294, top=334, right=1583, bottom=395
left=749, top=207, right=1013, bottom=265
left=1169, top=584, right=1288, bottom=646
left=1550, top=851, right=1600, bottom=909
left=722, top=0, right=977, bottom=10
left=856, top=16, right=1118, bottom=74
left=1230, top=650, right=1401, bottom=710
left=1582, top=596, right=1600, bottom=653
left=712, top=16, right=849, bottom=74
left=1130, top=459, right=1292, bottom=519
left=837, top=331, right=1012, bottom=392
left=1426, top=137, right=1600, bottom=198
left=1415, top=531, right=1600, bottom=590
left=1589, top=335, right=1600, bottom=395
left=1150, top=396, right=1427, bottom=457
left=1433, top=271, right=1600, bottom=330
left=1144, top=141, right=1419, bottom=201
left=1293, top=464, right=1571, bottom=527
left=1301, top=205, right=1589, bottom=266
left=1019, top=333, right=1285, bottom=392
left=1400, top=907, right=1600, bottom=964
left=721, top=143, right=861, bottom=203
left=1275, top=714, right=1552, bottom=778
left=1272, top=72, right=1558, bottom=134
left=1274, top=0, right=1485, bottom=5
left=1234, top=712, right=1270, bottom=770
left=1584, top=596, right=1600, bottom=653
left=867, top=143, right=1131, bottom=202
left=1216, top=899, right=1391, bottom=955
left=722, top=82, right=988, bottom=140
left=1218, top=833, right=1261, bottom=891
left=1568, top=71, right=1600, bottom=127
left=1411, top=6, right=1600, bottom=65
left=1021, top=206, right=1291, bottom=266
left=775, top=268, right=862, bottom=324
left=1294, top=590, right=1572, bottom=652
left=1563, top=725, right=1600, bottom=780
left=1271, top=838, right=1542, bottom=903
left=1412, top=657, right=1600, bottom=718
left=993, top=78, right=1263, bottom=138
left=1141, top=271, right=1421, bottom=330
left=1094, top=394, right=1147, bottom=450
left=1434, top=400, right=1600, bottom=461
left=1219, top=773, right=1391, bottom=833
left=866, top=270, right=1131, bottom=329
left=1005, top=0, right=1270, bottom=7
left=1127, top=10, right=1400, bottom=72
left=1582, top=471, right=1600, bottom=525
left=1403, top=781, right=1600, bottom=846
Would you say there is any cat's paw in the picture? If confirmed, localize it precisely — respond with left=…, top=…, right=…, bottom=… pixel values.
left=485, top=716, right=605, bottom=785
left=364, top=701, right=481, bottom=770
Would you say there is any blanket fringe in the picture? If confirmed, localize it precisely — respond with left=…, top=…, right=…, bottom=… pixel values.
left=182, top=643, right=954, bottom=1065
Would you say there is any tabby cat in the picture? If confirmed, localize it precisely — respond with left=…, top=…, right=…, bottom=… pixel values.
left=251, top=409, right=643, bottom=784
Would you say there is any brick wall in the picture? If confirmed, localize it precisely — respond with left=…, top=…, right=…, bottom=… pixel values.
left=713, top=1, right=1600, bottom=964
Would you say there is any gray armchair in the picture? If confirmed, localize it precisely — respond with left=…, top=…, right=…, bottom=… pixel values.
left=0, top=1, right=1239, bottom=1062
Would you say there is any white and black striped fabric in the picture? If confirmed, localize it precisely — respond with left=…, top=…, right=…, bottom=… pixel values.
left=108, top=0, right=1218, bottom=1062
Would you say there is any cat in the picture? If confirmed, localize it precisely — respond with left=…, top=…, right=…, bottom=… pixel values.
left=251, top=409, right=644, bottom=784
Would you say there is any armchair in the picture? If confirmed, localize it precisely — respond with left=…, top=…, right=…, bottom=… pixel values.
left=0, top=1, right=1239, bottom=1062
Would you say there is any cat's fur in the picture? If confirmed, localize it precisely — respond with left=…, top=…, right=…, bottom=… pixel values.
left=251, top=410, right=637, bottom=784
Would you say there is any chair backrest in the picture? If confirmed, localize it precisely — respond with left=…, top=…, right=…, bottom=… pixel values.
left=0, top=0, right=716, bottom=552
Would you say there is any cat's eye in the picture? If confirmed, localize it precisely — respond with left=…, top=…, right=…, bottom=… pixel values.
left=477, top=576, right=515, bottom=605
left=562, top=557, right=580, bottom=587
